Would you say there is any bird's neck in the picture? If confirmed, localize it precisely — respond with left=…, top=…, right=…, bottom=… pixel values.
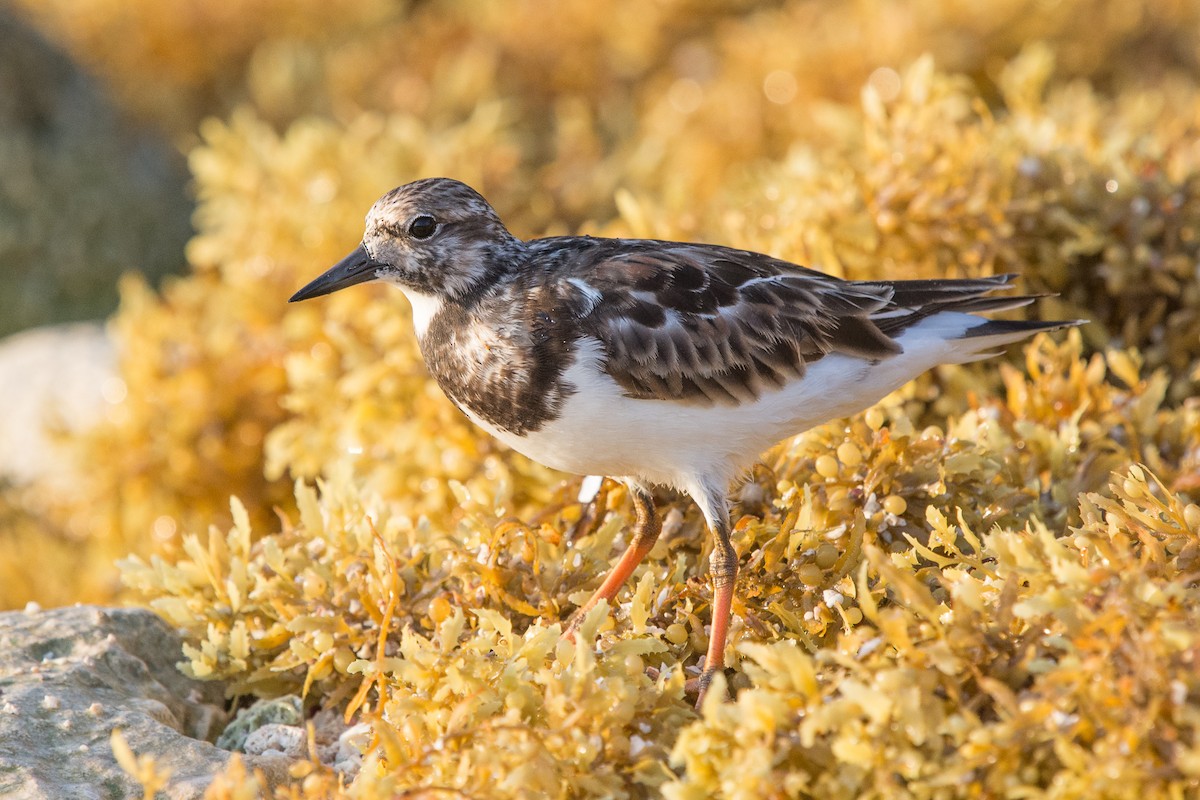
left=402, top=234, right=528, bottom=339
left=441, top=235, right=525, bottom=303
left=439, top=233, right=528, bottom=306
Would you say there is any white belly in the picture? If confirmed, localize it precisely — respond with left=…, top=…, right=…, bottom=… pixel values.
left=455, top=314, right=979, bottom=492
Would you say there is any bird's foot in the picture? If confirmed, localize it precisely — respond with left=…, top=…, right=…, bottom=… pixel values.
left=685, top=666, right=730, bottom=710
left=560, top=598, right=610, bottom=645
left=560, top=611, right=583, bottom=643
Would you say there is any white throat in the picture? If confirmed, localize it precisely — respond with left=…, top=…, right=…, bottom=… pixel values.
left=401, top=289, right=444, bottom=338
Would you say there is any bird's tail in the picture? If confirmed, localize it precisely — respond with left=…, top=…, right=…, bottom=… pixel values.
left=862, top=272, right=1085, bottom=361
left=953, top=317, right=1086, bottom=361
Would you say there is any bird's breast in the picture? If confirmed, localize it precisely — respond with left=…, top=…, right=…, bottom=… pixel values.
left=418, top=303, right=577, bottom=436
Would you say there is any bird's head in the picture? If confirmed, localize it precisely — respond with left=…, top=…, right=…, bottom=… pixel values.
left=289, top=178, right=524, bottom=304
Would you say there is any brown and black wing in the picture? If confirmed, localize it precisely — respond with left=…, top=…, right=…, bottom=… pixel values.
left=561, top=241, right=902, bottom=406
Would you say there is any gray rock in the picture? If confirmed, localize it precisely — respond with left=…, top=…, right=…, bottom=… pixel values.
left=216, top=695, right=302, bottom=752
left=0, top=605, right=292, bottom=799
left=221, top=700, right=368, bottom=781
left=0, top=7, right=192, bottom=338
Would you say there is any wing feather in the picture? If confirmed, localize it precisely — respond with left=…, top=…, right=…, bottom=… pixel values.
left=536, top=239, right=1041, bottom=407
left=562, top=241, right=898, bottom=406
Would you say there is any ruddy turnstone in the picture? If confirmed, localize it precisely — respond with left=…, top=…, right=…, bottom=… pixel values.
left=290, top=177, right=1082, bottom=704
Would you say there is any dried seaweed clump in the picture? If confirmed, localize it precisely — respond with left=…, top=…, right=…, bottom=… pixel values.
left=117, top=469, right=680, bottom=698
left=120, top=473, right=698, bottom=797
left=354, top=609, right=691, bottom=797
left=665, top=465, right=1200, bottom=799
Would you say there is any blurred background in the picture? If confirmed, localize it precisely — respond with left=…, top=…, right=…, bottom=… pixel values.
left=5, top=5, right=1200, bottom=794
left=1, top=0, right=1197, bottom=608
left=4, top=0, right=1197, bottom=334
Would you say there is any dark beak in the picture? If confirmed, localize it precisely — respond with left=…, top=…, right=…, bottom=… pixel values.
left=289, top=245, right=385, bottom=302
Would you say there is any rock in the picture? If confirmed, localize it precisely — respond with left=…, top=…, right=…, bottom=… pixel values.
left=223, top=699, right=369, bottom=781
left=0, top=323, right=115, bottom=486
left=0, top=7, right=192, bottom=338
left=216, top=696, right=304, bottom=752
left=0, top=605, right=292, bottom=799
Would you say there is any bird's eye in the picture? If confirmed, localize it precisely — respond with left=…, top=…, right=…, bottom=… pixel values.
left=408, top=215, right=438, bottom=240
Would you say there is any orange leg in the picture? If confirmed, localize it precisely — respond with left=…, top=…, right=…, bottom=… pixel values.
left=693, top=517, right=737, bottom=707
left=564, top=485, right=660, bottom=639
left=685, top=480, right=737, bottom=709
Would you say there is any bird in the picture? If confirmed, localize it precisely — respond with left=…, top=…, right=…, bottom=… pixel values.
left=289, top=177, right=1083, bottom=705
